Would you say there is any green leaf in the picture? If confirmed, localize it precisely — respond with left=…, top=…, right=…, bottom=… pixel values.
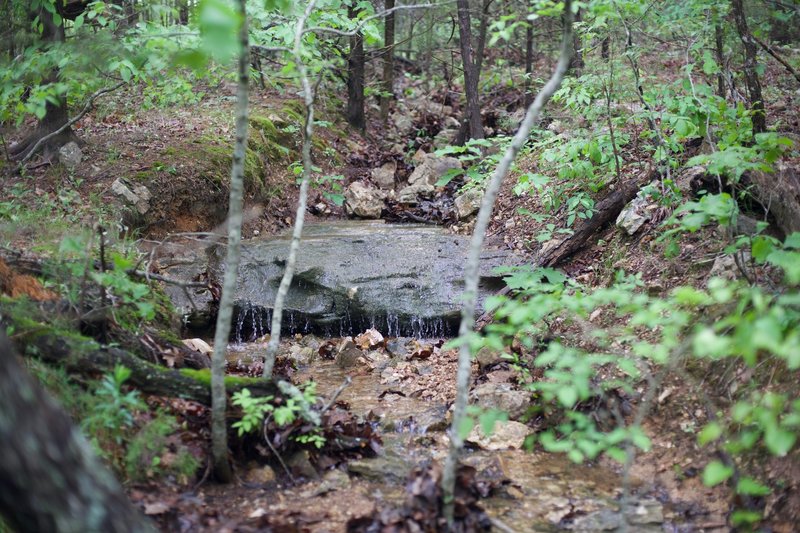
left=458, top=415, right=475, bottom=440
left=764, top=426, right=796, bottom=456
left=736, top=477, right=771, bottom=496
left=556, top=386, right=578, bottom=408
left=702, top=460, right=733, bottom=486
left=784, top=233, right=800, bottom=250
left=751, top=236, right=774, bottom=263
left=698, top=421, right=723, bottom=446
left=434, top=167, right=464, bottom=187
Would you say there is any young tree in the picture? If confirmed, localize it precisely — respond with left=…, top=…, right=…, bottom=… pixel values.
left=455, top=0, right=484, bottom=141
left=0, top=331, right=154, bottom=532
left=730, top=0, right=766, bottom=135
left=209, top=0, right=249, bottom=482
left=380, top=0, right=396, bottom=121
left=441, top=0, right=574, bottom=523
left=346, top=2, right=366, bottom=131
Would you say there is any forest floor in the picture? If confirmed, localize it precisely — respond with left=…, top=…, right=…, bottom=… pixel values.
left=2, top=52, right=800, bottom=532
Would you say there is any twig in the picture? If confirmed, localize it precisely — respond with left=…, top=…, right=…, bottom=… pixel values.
left=263, top=413, right=295, bottom=482
left=304, top=3, right=448, bottom=37
left=19, top=80, right=127, bottom=166
left=320, top=376, right=352, bottom=415
left=753, top=35, right=800, bottom=85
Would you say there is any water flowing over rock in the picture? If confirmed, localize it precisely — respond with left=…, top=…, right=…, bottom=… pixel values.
left=204, top=221, right=520, bottom=340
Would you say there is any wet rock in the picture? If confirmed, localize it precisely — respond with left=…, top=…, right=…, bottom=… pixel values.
left=355, top=328, right=385, bottom=350
left=287, top=449, right=318, bottom=480
left=182, top=338, right=212, bottom=356
left=407, top=153, right=462, bottom=189
left=242, top=464, right=276, bottom=486
left=58, top=141, right=82, bottom=168
left=470, top=383, right=530, bottom=420
left=385, top=338, right=412, bottom=358
left=466, top=420, right=531, bottom=450
left=474, top=346, right=505, bottom=370
left=336, top=337, right=364, bottom=368
left=289, top=345, right=316, bottom=366
left=344, top=181, right=386, bottom=219
left=371, top=161, right=397, bottom=189
left=363, top=349, right=390, bottom=370
left=567, top=500, right=664, bottom=531
left=111, top=178, right=152, bottom=215
left=299, top=468, right=350, bottom=498
left=616, top=194, right=650, bottom=235
left=454, top=188, right=483, bottom=220
left=201, top=221, right=520, bottom=338
left=348, top=451, right=414, bottom=481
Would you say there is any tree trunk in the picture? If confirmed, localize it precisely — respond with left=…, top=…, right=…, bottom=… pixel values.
left=524, top=21, right=534, bottom=107
left=714, top=11, right=726, bottom=98
left=601, top=36, right=610, bottom=61
left=380, top=0, right=396, bottom=121
left=730, top=0, right=766, bottom=135
left=346, top=5, right=366, bottom=131
left=179, top=0, right=190, bottom=25
left=9, top=3, right=76, bottom=162
left=456, top=0, right=483, bottom=142
left=209, top=0, right=249, bottom=484
left=0, top=331, right=155, bottom=533
left=262, top=1, right=319, bottom=379
left=570, top=7, right=583, bottom=75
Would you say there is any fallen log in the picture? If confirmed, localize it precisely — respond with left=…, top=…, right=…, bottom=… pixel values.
left=535, top=174, right=653, bottom=267
left=7, top=319, right=276, bottom=406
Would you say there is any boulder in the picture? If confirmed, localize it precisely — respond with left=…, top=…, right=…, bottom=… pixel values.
left=466, top=420, right=531, bottom=450
left=709, top=251, right=751, bottom=281
left=474, top=346, right=505, bottom=370
left=432, top=129, right=458, bottom=150
left=396, top=182, right=435, bottom=204
left=111, top=178, right=152, bottom=215
left=182, top=338, right=213, bottom=355
left=454, top=188, right=483, bottom=220
left=58, top=141, right=82, bottom=169
left=616, top=193, right=650, bottom=235
left=343, top=181, right=386, bottom=219
left=355, top=328, right=384, bottom=350
left=469, top=382, right=530, bottom=420
left=407, top=153, right=462, bottom=188
left=371, top=161, right=397, bottom=189
left=335, top=337, right=364, bottom=368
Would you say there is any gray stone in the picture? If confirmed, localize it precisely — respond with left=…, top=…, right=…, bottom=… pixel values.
left=335, top=337, right=364, bottom=368
left=454, top=188, right=483, bottom=220
left=396, top=182, right=435, bottom=204
left=286, top=450, right=318, bottom=479
left=470, top=382, right=530, bottom=420
left=709, top=252, right=751, bottom=281
left=391, top=113, right=413, bottom=133
left=371, top=161, right=397, bottom=189
left=432, top=128, right=458, bottom=150
left=343, top=181, right=386, bottom=219
left=407, top=153, right=462, bottom=188
left=466, top=420, right=531, bottom=450
left=58, top=141, right=82, bottom=168
left=111, top=178, right=152, bottom=215
left=616, top=194, right=650, bottom=235
left=474, top=346, right=505, bottom=370
left=202, top=221, right=521, bottom=338
left=289, top=345, right=316, bottom=366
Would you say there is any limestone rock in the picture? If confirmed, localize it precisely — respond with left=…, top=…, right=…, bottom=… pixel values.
left=407, top=154, right=462, bottom=189
left=454, top=188, right=483, bottom=220
left=343, top=181, right=386, bottom=219
left=470, top=382, right=530, bottom=420
left=616, top=194, right=650, bottom=235
left=371, top=161, right=397, bottom=189
left=111, top=178, right=152, bottom=215
left=289, top=345, right=316, bottom=365
left=466, top=420, right=531, bottom=450
left=58, top=141, right=82, bottom=169
left=355, top=328, right=384, bottom=350
left=242, top=464, right=276, bottom=486
left=474, top=346, right=505, bottom=370
left=336, top=337, right=364, bottom=368
left=396, top=182, right=435, bottom=204
left=391, top=113, right=413, bottom=133
left=182, top=338, right=213, bottom=355
left=709, top=252, right=751, bottom=281
left=433, top=129, right=458, bottom=150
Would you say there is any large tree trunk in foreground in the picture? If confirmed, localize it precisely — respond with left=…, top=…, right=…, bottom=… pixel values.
left=730, top=0, right=766, bottom=136
left=346, top=5, right=366, bottom=131
left=748, top=166, right=800, bottom=236
left=0, top=331, right=154, bottom=533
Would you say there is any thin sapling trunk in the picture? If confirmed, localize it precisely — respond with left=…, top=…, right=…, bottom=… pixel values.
left=262, top=0, right=319, bottom=379
left=210, top=0, right=249, bottom=483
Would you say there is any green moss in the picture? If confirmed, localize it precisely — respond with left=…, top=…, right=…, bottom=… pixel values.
left=179, top=368, right=265, bottom=389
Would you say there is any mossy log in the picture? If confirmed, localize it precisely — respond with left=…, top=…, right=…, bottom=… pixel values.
left=11, top=322, right=276, bottom=406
